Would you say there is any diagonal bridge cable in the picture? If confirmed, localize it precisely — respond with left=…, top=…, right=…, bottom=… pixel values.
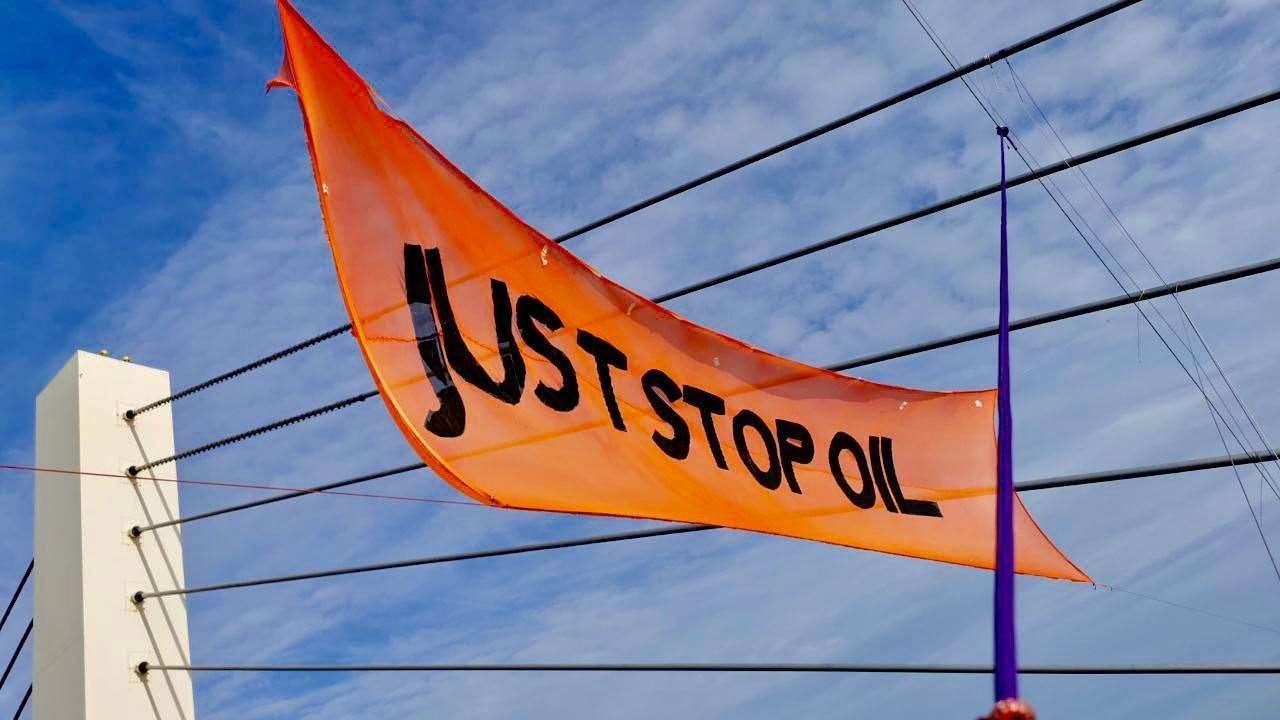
left=0, top=561, right=31, bottom=639
left=0, top=621, right=31, bottom=696
left=123, top=324, right=352, bottom=420
left=129, top=463, right=427, bottom=537
left=123, top=252, right=1280, bottom=507
left=650, top=88, right=1280, bottom=304
left=9, top=685, right=28, bottom=720
left=117, top=89, right=1280, bottom=475
left=895, top=0, right=1280, bottom=576
left=123, top=0, right=1144, bottom=419
left=131, top=445, right=1280, bottom=600
left=125, top=390, right=378, bottom=476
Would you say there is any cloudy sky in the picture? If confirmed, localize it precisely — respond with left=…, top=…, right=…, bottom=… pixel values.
left=3, top=0, right=1280, bottom=716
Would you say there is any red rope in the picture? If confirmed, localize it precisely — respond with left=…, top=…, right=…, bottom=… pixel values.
left=0, top=464, right=484, bottom=508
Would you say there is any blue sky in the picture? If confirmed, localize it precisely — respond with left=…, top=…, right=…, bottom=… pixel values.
left=3, top=0, right=1280, bottom=716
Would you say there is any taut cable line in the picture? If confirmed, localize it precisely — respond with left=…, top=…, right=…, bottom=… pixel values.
left=125, top=390, right=379, bottom=476
left=0, top=464, right=478, bottom=510
left=123, top=87, right=1278, bottom=432
left=129, top=462, right=428, bottom=536
left=130, top=446, right=1280, bottom=600
left=826, top=254, right=1280, bottom=372
left=9, top=685, right=28, bottom=720
left=548, top=0, right=1143, bottom=246
left=121, top=0, right=1144, bottom=420
left=651, top=88, right=1280, bottom=303
left=0, top=621, right=31, bottom=695
left=900, top=0, right=1280, bottom=571
left=122, top=324, right=352, bottom=420
left=132, top=252, right=1280, bottom=478
left=135, top=662, right=1280, bottom=676
left=6, top=442, right=1275, bottom=536
left=0, top=561, right=31, bottom=638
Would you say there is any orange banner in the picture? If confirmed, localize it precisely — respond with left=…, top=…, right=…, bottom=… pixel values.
left=273, top=0, right=1086, bottom=582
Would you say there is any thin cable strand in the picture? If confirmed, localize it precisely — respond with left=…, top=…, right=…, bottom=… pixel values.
left=1002, top=57, right=1280, bottom=498
left=122, top=0, right=1146, bottom=419
left=131, top=463, right=431, bottom=535
left=1100, top=584, right=1280, bottom=637
left=119, top=245, right=1280, bottom=478
left=135, top=662, right=1280, bottom=675
left=130, top=446, right=1280, bottom=600
left=126, top=390, right=379, bottom=475
left=9, top=685, right=28, bottom=720
left=649, top=89, right=1280, bottom=304
left=0, top=621, right=31, bottom=694
left=4, top=443, right=1279, bottom=530
left=0, top=464, right=482, bottom=509
left=0, top=562, right=31, bottom=639
left=898, top=0, right=1280, bottom=576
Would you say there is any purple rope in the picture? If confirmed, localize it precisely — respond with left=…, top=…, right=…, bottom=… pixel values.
left=994, top=126, right=1018, bottom=701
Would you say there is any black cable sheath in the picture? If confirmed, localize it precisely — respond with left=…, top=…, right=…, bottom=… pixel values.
left=131, top=463, right=428, bottom=536
left=652, top=88, right=1280, bottom=303
left=126, top=391, right=379, bottom=476
left=122, top=0, right=1144, bottom=419
left=827, top=254, right=1280, bottom=371
left=123, top=251, right=1280, bottom=525
left=126, top=324, right=352, bottom=419
left=132, top=444, right=1280, bottom=600
left=0, top=621, right=31, bottom=694
left=550, top=0, right=1145, bottom=245
left=136, top=662, right=1280, bottom=675
left=1017, top=447, right=1280, bottom=492
left=0, top=562, right=31, bottom=639
left=9, top=685, right=29, bottom=720
left=137, top=525, right=713, bottom=599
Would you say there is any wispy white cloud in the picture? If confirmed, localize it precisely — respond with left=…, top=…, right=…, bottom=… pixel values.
left=5, top=0, right=1280, bottom=716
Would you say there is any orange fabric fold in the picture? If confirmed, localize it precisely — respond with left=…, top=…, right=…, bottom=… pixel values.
left=273, top=0, right=1087, bottom=582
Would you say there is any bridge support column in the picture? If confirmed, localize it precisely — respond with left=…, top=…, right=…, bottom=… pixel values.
left=34, top=351, right=196, bottom=719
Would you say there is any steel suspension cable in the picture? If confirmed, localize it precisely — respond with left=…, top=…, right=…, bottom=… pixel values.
left=900, top=7, right=1280, bottom=551
left=130, top=462, right=427, bottom=536
left=123, top=324, right=353, bottom=420
left=125, top=390, right=379, bottom=476
left=652, top=88, right=1280, bottom=304
left=1002, top=57, right=1280, bottom=507
left=0, top=621, right=31, bottom=695
left=0, top=562, right=31, bottom=639
left=124, top=88, right=1279, bottom=445
left=549, top=0, right=1142, bottom=246
left=825, top=254, right=1280, bottom=371
left=132, top=446, right=1280, bottom=600
left=122, top=0, right=1144, bottom=420
left=9, top=685, right=28, bottom=720
left=124, top=253, right=1280, bottom=527
left=136, top=662, right=1280, bottom=675
left=123, top=254, right=1280, bottom=525
left=902, top=1, right=1280, bottom=591
left=898, top=2, right=1280, bottom=501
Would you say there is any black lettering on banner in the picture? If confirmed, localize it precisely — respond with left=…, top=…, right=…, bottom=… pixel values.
left=515, top=295, right=579, bottom=412
left=682, top=384, right=729, bottom=470
left=423, top=247, right=526, bottom=404
left=868, top=436, right=900, bottom=513
left=878, top=436, right=943, bottom=518
left=774, top=419, right=812, bottom=495
left=732, top=409, right=782, bottom=491
left=642, top=369, right=690, bottom=460
left=828, top=431, right=876, bottom=509
left=403, top=244, right=466, bottom=438
left=576, top=330, right=629, bottom=431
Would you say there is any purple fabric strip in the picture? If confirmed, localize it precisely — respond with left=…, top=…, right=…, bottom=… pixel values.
left=993, top=126, right=1018, bottom=701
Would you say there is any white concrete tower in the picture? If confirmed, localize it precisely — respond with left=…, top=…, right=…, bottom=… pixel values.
left=34, top=351, right=196, bottom=719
